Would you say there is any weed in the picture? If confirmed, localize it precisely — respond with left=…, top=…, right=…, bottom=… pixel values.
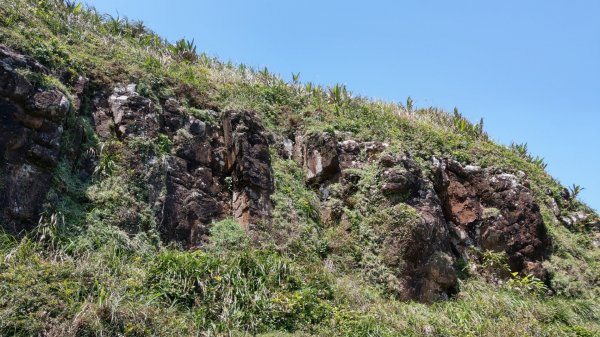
left=328, top=83, right=349, bottom=115
left=93, top=140, right=120, bottom=177
left=156, top=133, right=172, bottom=155
left=406, top=96, right=414, bottom=113
left=480, top=250, right=510, bottom=274
left=511, top=142, right=529, bottom=158
left=507, top=272, right=548, bottom=295
left=292, top=72, right=300, bottom=83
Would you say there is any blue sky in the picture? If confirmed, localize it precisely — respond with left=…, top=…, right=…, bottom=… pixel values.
left=85, top=0, right=600, bottom=211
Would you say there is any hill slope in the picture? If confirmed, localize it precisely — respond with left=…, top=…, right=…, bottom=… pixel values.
left=0, top=1, right=599, bottom=336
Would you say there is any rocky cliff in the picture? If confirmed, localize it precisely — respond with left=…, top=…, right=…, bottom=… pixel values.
left=0, top=2, right=599, bottom=335
left=1, top=45, right=593, bottom=303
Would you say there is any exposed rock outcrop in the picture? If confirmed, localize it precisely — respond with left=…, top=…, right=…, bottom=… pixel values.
left=298, top=134, right=458, bottom=302
left=92, top=84, right=159, bottom=139
left=433, top=158, right=551, bottom=279
left=159, top=122, right=228, bottom=246
left=378, top=154, right=458, bottom=302
left=223, top=111, right=274, bottom=234
left=89, top=86, right=274, bottom=246
left=300, top=132, right=340, bottom=184
left=0, top=43, right=559, bottom=306
left=294, top=134, right=553, bottom=301
left=0, top=48, right=71, bottom=233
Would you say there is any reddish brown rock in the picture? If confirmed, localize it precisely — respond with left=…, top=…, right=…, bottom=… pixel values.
left=433, top=158, right=551, bottom=279
left=29, top=90, right=70, bottom=122
left=380, top=166, right=419, bottom=196
left=91, top=100, right=113, bottom=139
left=90, top=85, right=160, bottom=140
left=153, top=106, right=228, bottom=246
left=88, top=83, right=277, bottom=246
left=337, top=139, right=360, bottom=170
left=337, top=139, right=390, bottom=170
left=71, top=76, right=89, bottom=112
left=0, top=45, right=48, bottom=74
left=160, top=157, right=226, bottom=245
left=363, top=141, right=389, bottom=161
left=108, top=85, right=158, bottom=139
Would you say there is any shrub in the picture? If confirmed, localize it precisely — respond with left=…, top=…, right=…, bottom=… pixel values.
left=169, top=38, right=197, bottom=62
left=208, top=218, right=249, bottom=253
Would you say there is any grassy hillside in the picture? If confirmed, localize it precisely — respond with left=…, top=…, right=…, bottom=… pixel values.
left=0, top=1, right=599, bottom=336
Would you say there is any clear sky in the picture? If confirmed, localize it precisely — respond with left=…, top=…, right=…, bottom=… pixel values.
left=85, top=0, right=600, bottom=211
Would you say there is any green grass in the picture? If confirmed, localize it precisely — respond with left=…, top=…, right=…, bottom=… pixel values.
left=1, top=231, right=598, bottom=336
left=0, top=0, right=598, bottom=336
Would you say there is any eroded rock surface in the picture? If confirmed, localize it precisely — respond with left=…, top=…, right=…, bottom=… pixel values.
left=92, top=85, right=159, bottom=139
left=294, top=133, right=553, bottom=301
left=0, top=43, right=559, bottom=305
left=0, top=48, right=70, bottom=233
left=379, top=154, right=458, bottom=302
left=296, top=134, right=458, bottom=302
left=223, top=111, right=274, bottom=234
left=300, top=132, right=340, bottom=184
left=89, top=87, right=275, bottom=246
left=159, top=119, right=228, bottom=246
left=433, top=158, right=551, bottom=278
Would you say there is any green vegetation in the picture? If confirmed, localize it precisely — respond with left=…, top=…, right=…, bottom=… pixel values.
left=169, top=38, right=197, bottom=63
left=0, top=0, right=598, bottom=336
left=208, top=218, right=250, bottom=252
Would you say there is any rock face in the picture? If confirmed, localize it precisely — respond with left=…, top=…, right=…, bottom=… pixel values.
left=146, top=100, right=226, bottom=246
left=378, top=155, right=458, bottom=302
left=159, top=108, right=273, bottom=245
left=92, top=85, right=159, bottom=139
left=433, top=158, right=551, bottom=278
left=90, top=85, right=274, bottom=246
left=291, top=133, right=553, bottom=301
left=223, top=111, right=274, bottom=234
left=159, top=127, right=226, bottom=246
left=301, top=132, right=340, bottom=184
left=0, top=44, right=558, bottom=304
left=0, top=47, right=71, bottom=233
left=109, top=85, right=158, bottom=139
left=293, top=132, right=458, bottom=302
